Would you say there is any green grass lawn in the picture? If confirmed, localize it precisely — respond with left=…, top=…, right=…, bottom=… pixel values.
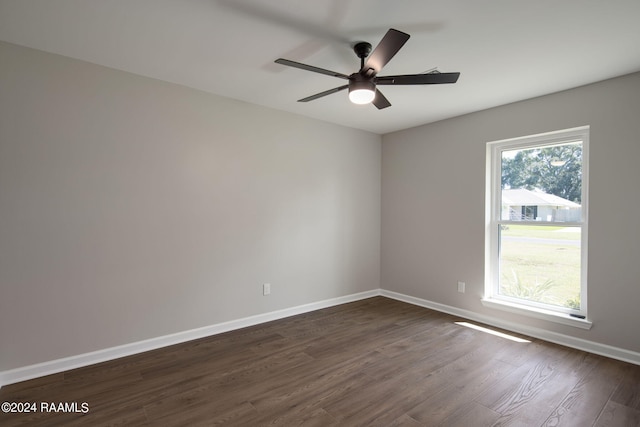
left=500, top=224, right=581, bottom=309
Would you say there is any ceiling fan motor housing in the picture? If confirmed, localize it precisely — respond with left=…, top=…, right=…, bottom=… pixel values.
left=348, top=73, right=376, bottom=104
left=349, top=73, right=375, bottom=90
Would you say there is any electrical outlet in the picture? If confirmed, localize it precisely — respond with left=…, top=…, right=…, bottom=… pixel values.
left=457, top=281, right=466, bottom=293
left=263, top=283, right=271, bottom=296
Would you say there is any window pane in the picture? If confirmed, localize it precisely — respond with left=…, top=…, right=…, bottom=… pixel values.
left=501, top=143, right=582, bottom=222
left=499, top=224, right=581, bottom=309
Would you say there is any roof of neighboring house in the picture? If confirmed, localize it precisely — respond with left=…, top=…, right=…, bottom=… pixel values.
left=502, top=189, right=581, bottom=208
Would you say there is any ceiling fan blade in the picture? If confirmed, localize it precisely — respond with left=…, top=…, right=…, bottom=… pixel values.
left=298, top=85, right=349, bottom=102
left=362, top=29, right=410, bottom=76
left=275, top=58, right=350, bottom=79
left=376, top=72, right=460, bottom=85
left=372, top=89, right=391, bottom=110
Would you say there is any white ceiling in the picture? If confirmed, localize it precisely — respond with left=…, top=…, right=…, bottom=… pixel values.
left=1, top=0, right=640, bottom=134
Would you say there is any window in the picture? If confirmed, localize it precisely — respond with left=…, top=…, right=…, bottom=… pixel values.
left=484, top=126, right=590, bottom=328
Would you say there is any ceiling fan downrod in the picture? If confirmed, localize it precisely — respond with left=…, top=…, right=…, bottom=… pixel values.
left=353, top=42, right=372, bottom=72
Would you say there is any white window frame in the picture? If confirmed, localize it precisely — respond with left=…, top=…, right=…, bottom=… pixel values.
left=483, top=126, right=591, bottom=329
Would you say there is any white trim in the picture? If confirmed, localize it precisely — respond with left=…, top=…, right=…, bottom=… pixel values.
left=481, top=297, right=592, bottom=329
left=3, top=288, right=639, bottom=388
left=485, top=126, right=589, bottom=318
left=381, top=290, right=640, bottom=366
left=486, top=125, right=590, bottom=149
left=0, top=290, right=379, bottom=387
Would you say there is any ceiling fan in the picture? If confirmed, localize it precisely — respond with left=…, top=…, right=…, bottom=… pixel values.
left=275, top=28, right=460, bottom=109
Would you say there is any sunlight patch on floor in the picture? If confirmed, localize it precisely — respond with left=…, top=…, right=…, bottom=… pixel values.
left=455, top=321, right=531, bottom=343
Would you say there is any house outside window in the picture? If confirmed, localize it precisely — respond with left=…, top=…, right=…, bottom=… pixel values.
left=484, top=126, right=590, bottom=328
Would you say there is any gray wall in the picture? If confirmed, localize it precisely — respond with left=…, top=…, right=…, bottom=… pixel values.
left=0, top=41, right=381, bottom=371
left=382, top=72, right=640, bottom=353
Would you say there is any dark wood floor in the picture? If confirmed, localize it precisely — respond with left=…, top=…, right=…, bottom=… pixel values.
left=1, top=297, right=639, bottom=426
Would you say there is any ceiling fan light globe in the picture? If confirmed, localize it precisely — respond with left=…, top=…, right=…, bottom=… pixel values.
left=349, top=88, right=376, bottom=104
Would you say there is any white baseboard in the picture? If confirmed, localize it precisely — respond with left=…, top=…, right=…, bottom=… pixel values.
left=380, top=289, right=640, bottom=366
left=0, top=290, right=380, bottom=387
left=3, top=288, right=639, bottom=388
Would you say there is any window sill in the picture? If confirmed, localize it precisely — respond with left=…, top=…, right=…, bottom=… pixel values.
left=481, top=298, right=592, bottom=330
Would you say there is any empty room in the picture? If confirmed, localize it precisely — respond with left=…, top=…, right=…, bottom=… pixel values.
left=1, top=1, right=639, bottom=426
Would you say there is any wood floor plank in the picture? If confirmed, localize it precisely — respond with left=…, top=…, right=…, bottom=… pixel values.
left=594, top=400, right=640, bottom=427
left=437, top=401, right=501, bottom=427
left=541, top=356, right=629, bottom=426
left=478, top=360, right=573, bottom=425
left=610, top=361, right=640, bottom=410
left=249, top=359, right=378, bottom=414
left=388, top=413, right=425, bottom=427
left=247, top=372, right=367, bottom=426
left=323, top=372, right=423, bottom=426
left=406, top=358, right=516, bottom=424
left=1, top=296, right=639, bottom=427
